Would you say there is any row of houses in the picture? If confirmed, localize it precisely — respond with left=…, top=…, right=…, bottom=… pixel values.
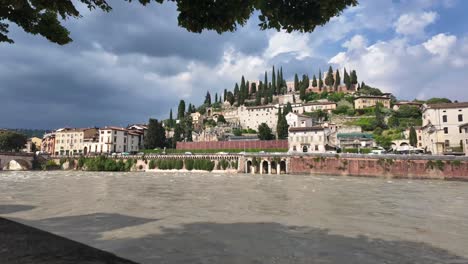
left=41, top=125, right=147, bottom=156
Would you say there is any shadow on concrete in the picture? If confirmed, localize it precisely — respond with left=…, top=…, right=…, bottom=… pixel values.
left=11, top=213, right=158, bottom=243
left=107, top=222, right=468, bottom=264
left=0, top=204, right=36, bottom=214
left=2, top=217, right=467, bottom=264
left=0, top=217, right=137, bottom=264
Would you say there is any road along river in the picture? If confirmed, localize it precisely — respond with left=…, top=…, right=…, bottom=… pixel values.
left=1, top=171, right=468, bottom=263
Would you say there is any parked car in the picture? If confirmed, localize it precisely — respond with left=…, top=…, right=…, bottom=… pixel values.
left=184, top=152, right=193, bottom=155
left=121, top=152, right=130, bottom=156
left=216, top=152, right=228, bottom=155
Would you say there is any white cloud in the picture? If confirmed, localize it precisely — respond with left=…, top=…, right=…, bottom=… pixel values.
left=343, top=35, right=368, bottom=50
left=328, top=33, right=468, bottom=100
left=423, top=33, right=457, bottom=56
left=395, top=11, right=438, bottom=36
left=264, top=31, right=312, bottom=59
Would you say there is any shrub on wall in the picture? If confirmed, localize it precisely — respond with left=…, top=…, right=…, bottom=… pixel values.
left=185, top=159, right=194, bottom=171
left=148, top=160, right=156, bottom=169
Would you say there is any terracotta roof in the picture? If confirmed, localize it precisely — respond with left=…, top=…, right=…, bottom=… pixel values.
left=425, top=102, right=468, bottom=109
left=289, top=126, right=325, bottom=132
left=101, top=126, right=128, bottom=132
left=303, top=101, right=336, bottom=106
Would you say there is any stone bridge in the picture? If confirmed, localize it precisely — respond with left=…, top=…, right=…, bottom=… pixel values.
left=0, top=152, right=35, bottom=171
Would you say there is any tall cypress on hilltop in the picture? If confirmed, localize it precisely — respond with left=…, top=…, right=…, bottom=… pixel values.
left=272, top=66, right=276, bottom=95
left=294, top=74, right=299, bottom=91
left=233, top=83, right=240, bottom=104
left=409, top=126, right=418, bottom=147
left=312, top=75, right=317, bottom=87
left=318, top=69, right=323, bottom=91
left=276, top=68, right=281, bottom=95
left=169, top=109, right=174, bottom=128
left=204, top=91, right=211, bottom=106
left=325, top=66, right=334, bottom=87
left=264, top=71, right=268, bottom=90
left=343, top=68, right=351, bottom=90
left=223, top=89, right=227, bottom=102
left=334, top=69, right=341, bottom=91
left=251, top=82, right=257, bottom=94
left=350, top=70, right=358, bottom=87
left=245, top=81, right=250, bottom=99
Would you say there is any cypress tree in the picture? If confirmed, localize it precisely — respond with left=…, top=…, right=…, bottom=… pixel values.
left=334, top=69, right=341, bottom=91
left=284, top=102, right=293, bottom=116
left=223, top=89, right=227, bottom=102
left=215, top=93, right=218, bottom=103
left=294, top=74, right=299, bottom=91
left=268, top=83, right=273, bottom=103
left=272, top=66, right=276, bottom=95
left=318, top=70, right=323, bottom=91
left=350, top=70, right=358, bottom=86
left=255, top=87, right=261, bottom=106
left=409, top=126, right=418, bottom=147
left=312, top=75, right=317, bottom=87
left=204, top=91, right=211, bottom=106
left=169, top=109, right=174, bottom=128
left=264, top=71, right=268, bottom=90
left=276, top=69, right=281, bottom=95
left=343, top=68, right=351, bottom=90
left=245, top=81, right=250, bottom=98
left=234, top=83, right=240, bottom=103
left=177, top=100, right=185, bottom=120
left=276, top=108, right=289, bottom=140
left=325, top=66, right=334, bottom=87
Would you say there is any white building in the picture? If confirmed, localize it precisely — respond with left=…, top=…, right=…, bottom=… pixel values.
left=285, top=112, right=314, bottom=128
left=288, top=126, right=331, bottom=153
left=460, top=123, right=468, bottom=155
left=421, top=102, right=468, bottom=154
left=238, top=105, right=278, bottom=132
left=89, top=127, right=140, bottom=154
left=291, top=101, right=337, bottom=114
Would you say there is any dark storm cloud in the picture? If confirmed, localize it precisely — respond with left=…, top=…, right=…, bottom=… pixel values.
left=0, top=1, right=269, bottom=129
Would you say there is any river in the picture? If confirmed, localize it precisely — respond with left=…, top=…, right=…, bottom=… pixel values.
left=1, top=171, right=468, bottom=263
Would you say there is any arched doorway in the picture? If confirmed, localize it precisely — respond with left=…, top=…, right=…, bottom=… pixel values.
left=270, top=161, right=277, bottom=174
left=246, top=160, right=252, bottom=173
left=83, top=146, right=88, bottom=155
left=262, top=160, right=269, bottom=174
left=280, top=160, right=287, bottom=174
left=302, top=146, right=308, bottom=153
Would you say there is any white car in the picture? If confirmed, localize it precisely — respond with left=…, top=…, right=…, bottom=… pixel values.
left=184, top=152, right=193, bottom=155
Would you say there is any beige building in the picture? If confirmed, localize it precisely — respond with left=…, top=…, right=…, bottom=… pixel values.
left=54, top=128, right=98, bottom=155
left=41, top=133, right=56, bottom=154
left=288, top=126, right=331, bottom=153
left=393, top=101, right=423, bottom=111
left=354, top=95, right=391, bottom=109
left=238, top=105, right=278, bottom=132
left=88, top=127, right=140, bottom=154
left=421, top=102, right=468, bottom=154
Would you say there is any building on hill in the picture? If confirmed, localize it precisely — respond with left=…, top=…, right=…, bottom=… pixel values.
left=288, top=126, right=332, bottom=153
left=127, top=124, right=147, bottom=150
left=393, top=101, right=423, bottom=111
left=192, top=128, right=219, bottom=142
left=285, top=112, right=315, bottom=128
left=354, top=94, right=391, bottom=109
left=421, top=102, right=468, bottom=154
left=286, top=81, right=356, bottom=94
left=238, top=105, right=278, bottom=132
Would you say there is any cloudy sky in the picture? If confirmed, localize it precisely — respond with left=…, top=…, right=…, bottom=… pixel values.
left=1, top=0, right=467, bottom=129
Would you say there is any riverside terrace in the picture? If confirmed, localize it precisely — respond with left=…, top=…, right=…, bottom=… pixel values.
left=49, top=153, right=468, bottom=180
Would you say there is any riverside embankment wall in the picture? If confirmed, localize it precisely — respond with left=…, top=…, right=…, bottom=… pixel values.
left=176, top=140, right=288, bottom=150
left=289, top=155, right=468, bottom=180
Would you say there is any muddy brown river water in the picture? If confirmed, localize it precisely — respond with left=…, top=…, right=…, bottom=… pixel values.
left=1, top=171, right=468, bottom=263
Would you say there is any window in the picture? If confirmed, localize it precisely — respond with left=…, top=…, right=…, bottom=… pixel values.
left=114, top=136, right=117, bottom=142
left=445, top=140, right=450, bottom=147
left=458, top=114, right=463, bottom=122
left=444, top=127, right=448, bottom=134
left=315, top=145, right=319, bottom=151
left=442, top=115, right=447, bottom=122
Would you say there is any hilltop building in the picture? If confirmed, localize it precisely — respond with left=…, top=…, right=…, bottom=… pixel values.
left=354, top=94, right=391, bottom=109
left=421, top=102, right=468, bottom=154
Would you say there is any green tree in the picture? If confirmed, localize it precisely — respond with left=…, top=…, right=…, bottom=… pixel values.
left=284, top=102, right=293, bottom=115
left=325, top=66, right=334, bottom=87
left=334, top=69, right=341, bottom=91
left=343, top=68, right=351, bottom=90
left=226, top=91, right=235, bottom=105
left=177, top=100, right=185, bottom=120
left=258, top=123, right=275, bottom=140
left=215, top=93, right=218, bottom=103
left=312, top=75, right=317, bottom=87
left=264, top=71, right=268, bottom=92
left=172, top=124, right=183, bottom=148
left=217, top=115, right=227, bottom=124
left=233, top=83, right=240, bottom=99
left=374, top=103, right=387, bottom=129
left=276, top=108, right=289, bottom=139
left=0, top=1, right=357, bottom=45
left=223, top=89, right=227, bottom=102
left=145, top=119, right=166, bottom=149
left=255, top=88, right=262, bottom=105
left=318, top=70, right=324, bottom=91
left=426, top=98, right=452, bottom=104
left=350, top=70, right=358, bottom=86
left=169, top=109, right=174, bottom=128
left=182, top=115, right=193, bottom=142
left=271, top=66, right=276, bottom=95
left=0, top=131, right=27, bottom=151
left=204, top=91, right=212, bottom=106
left=409, top=126, right=418, bottom=147
left=294, top=74, right=299, bottom=91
